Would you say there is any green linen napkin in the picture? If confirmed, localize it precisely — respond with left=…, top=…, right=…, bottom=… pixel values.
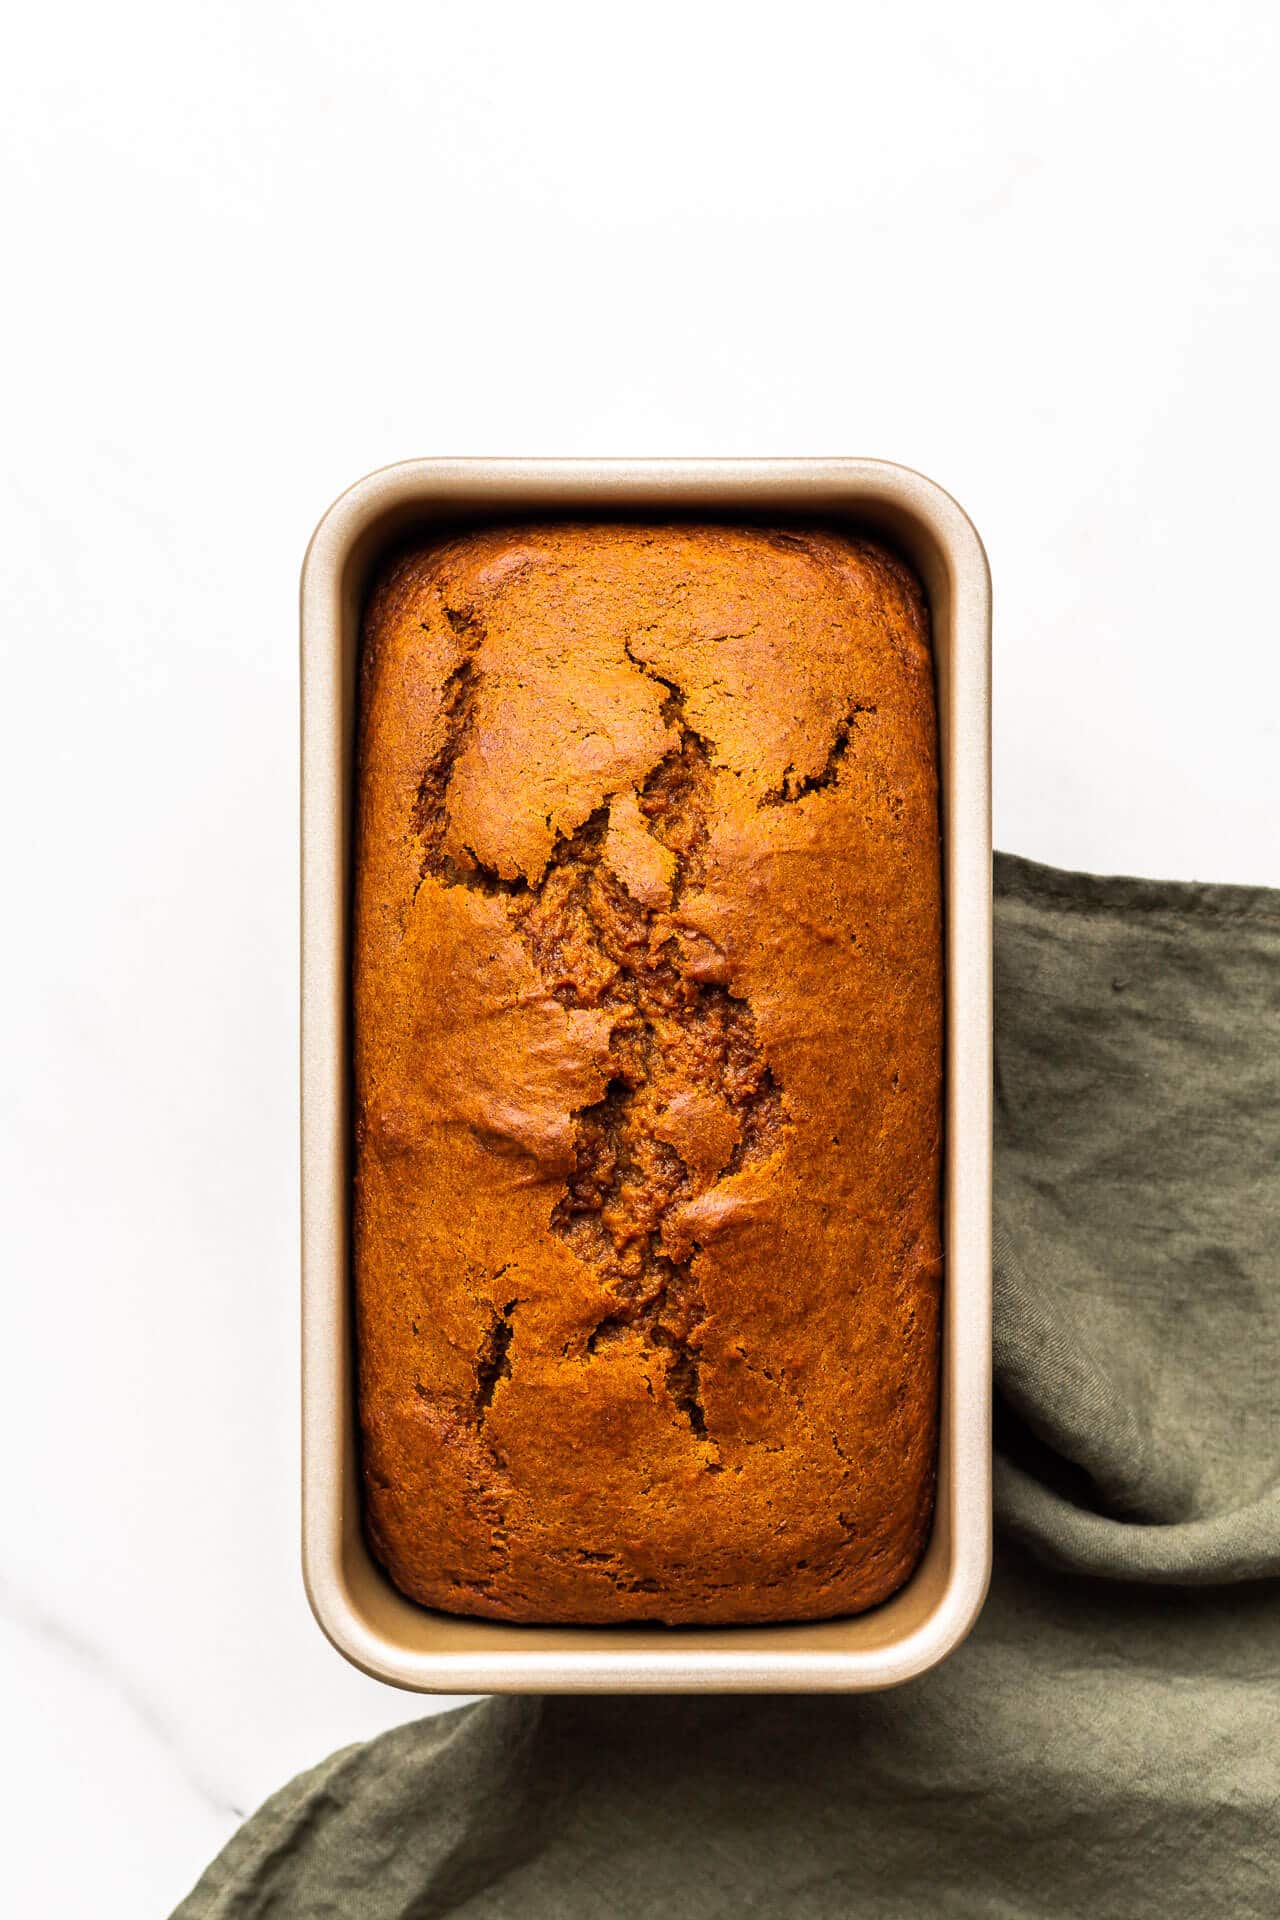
left=176, top=853, right=1280, bottom=1918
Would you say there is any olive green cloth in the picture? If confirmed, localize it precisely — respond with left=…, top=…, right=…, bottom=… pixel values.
left=177, top=853, right=1280, bottom=1918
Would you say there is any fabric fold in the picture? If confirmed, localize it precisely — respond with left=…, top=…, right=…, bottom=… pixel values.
left=992, top=852, right=1280, bottom=1584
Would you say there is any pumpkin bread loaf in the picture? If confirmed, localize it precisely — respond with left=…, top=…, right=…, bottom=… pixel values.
left=353, top=523, right=942, bottom=1625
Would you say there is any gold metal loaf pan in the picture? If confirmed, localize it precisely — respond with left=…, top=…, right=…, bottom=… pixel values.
left=301, top=459, right=992, bottom=1692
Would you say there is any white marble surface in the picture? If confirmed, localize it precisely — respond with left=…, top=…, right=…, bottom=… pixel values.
left=3, top=2, right=1278, bottom=1912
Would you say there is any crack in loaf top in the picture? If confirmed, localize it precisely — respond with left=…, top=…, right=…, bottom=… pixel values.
left=353, top=522, right=943, bottom=1627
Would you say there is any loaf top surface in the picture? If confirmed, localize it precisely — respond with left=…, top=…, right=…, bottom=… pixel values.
left=354, top=522, right=942, bottom=1624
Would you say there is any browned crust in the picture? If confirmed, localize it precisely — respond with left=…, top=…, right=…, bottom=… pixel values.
left=354, top=523, right=942, bottom=1624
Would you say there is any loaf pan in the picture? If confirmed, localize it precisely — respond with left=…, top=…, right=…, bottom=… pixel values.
left=301, top=458, right=992, bottom=1692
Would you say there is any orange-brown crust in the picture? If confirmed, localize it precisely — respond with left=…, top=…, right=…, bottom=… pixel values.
left=354, top=523, right=942, bottom=1624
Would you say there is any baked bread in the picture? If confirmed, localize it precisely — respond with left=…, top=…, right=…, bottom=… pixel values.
left=354, top=522, right=942, bottom=1625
